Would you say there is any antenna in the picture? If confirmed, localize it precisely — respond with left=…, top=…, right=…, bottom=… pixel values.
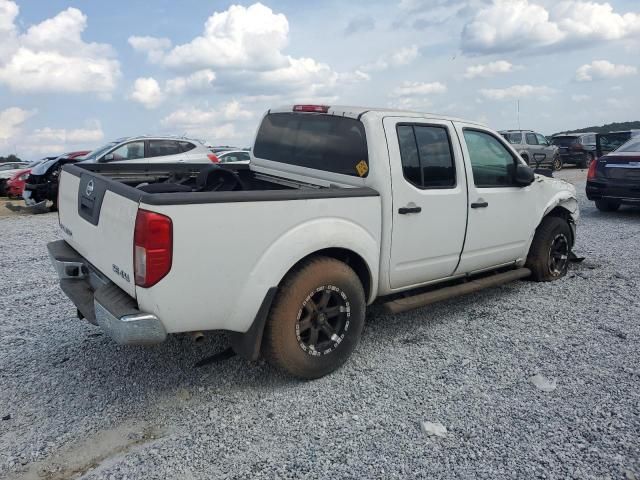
left=517, top=100, right=521, bottom=130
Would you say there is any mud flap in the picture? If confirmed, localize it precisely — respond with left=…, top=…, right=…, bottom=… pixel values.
left=569, top=251, right=585, bottom=263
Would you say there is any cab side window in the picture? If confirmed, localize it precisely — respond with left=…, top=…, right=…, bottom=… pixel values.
left=110, top=141, right=145, bottom=161
left=397, top=124, right=456, bottom=189
left=463, top=129, right=518, bottom=188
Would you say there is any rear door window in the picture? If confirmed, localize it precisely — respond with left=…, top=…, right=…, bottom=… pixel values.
left=253, top=113, right=369, bottom=177
left=148, top=140, right=182, bottom=157
left=397, top=124, right=456, bottom=188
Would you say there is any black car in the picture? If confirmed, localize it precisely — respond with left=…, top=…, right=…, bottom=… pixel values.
left=551, top=133, right=597, bottom=168
left=586, top=137, right=640, bottom=211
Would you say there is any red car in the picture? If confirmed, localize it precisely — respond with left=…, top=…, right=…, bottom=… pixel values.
left=6, top=168, right=31, bottom=199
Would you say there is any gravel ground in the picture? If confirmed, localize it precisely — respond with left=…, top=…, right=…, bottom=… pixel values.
left=1, top=169, right=639, bottom=479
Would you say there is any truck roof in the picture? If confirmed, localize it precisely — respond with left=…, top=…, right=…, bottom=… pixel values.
left=269, top=104, right=487, bottom=127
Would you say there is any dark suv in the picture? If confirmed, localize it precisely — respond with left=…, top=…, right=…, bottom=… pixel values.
left=551, top=133, right=597, bottom=168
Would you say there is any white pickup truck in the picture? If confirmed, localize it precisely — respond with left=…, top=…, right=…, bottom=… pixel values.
left=48, top=105, right=578, bottom=379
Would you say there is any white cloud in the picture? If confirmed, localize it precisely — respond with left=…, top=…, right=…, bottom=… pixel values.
left=161, top=101, right=254, bottom=143
left=166, top=69, right=216, bottom=95
left=462, top=0, right=640, bottom=54
left=480, top=84, right=555, bottom=100
left=575, top=60, right=637, bottom=81
left=132, top=3, right=365, bottom=100
left=130, top=77, right=164, bottom=109
left=362, top=45, right=419, bottom=72
left=160, top=3, right=289, bottom=71
left=128, top=35, right=172, bottom=62
left=571, top=94, right=590, bottom=102
left=31, top=122, right=104, bottom=144
left=391, top=81, right=447, bottom=97
left=0, top=2, right=120, bottom=94
left=464, top=60, right=516, bottom=79
left=0, top=106, right=35, bottom=141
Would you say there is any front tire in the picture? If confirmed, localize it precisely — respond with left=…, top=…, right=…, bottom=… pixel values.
left=526, top=216, right=572, bottom=282
left=595, top=199, right=621, bottom=212
left=263, top=257, right=366, bottom=379
left=552, top=155, right=563, bottom=171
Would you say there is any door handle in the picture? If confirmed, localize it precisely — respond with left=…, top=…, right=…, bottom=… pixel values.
left=398, top=206, right=422, bottom=214
left=470, top=201, right=488, bottom=209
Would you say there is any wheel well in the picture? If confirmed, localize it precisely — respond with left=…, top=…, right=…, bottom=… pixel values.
left=544, top=206, right=575, bottom=245
left=284, top=248, right=373, bottom=302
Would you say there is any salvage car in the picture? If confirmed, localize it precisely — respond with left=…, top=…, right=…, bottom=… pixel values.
left=586, top=136, right=640, bottom=211
left=551, top=133, right=597, bottom=168
left=23, top=151, right=89, bottom=211
left=81, top=136, right=216, bottom=164
left=0, top=162, right=29, bottom=196
left=48, top=105, right=579, bottom=379
left=499, top=130, right=561, bottom=170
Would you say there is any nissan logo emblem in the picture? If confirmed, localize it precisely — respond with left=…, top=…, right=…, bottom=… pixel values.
left=86, top=180, right=94, bottom=196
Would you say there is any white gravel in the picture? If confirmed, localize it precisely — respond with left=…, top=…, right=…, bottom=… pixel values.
left=1, top=169, right=639, bottom=479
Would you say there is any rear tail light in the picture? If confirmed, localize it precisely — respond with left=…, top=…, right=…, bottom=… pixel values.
left=207, top=153, right=220, bottom=163
left=571, top=143, right=583, bottom=151
left=293, top=105, right=330, bottom=113
left=587, top=157, right=599, bottom=180
left=134, top=210, right=172, bottom=288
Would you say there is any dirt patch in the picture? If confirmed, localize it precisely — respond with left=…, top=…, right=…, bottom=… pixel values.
left=13, top=422, right=164, bottom=480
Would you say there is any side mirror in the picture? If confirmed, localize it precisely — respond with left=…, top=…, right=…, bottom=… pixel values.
left=515, top=164, right=535, bottom=186
left=101, top=153, right=114, bottom=162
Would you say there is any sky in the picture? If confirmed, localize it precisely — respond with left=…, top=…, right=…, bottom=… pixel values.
left=0, top=0, right=639, bottom=159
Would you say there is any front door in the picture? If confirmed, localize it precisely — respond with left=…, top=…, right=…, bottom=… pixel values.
left=454, top=124, right=537, bottom=274
left=384, top=117, right=468, bottom=290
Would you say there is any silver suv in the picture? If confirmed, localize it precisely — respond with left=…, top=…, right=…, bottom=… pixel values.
left=81, top=136, right=216, bottom=164
left=499, top=130, right=561, bottom=170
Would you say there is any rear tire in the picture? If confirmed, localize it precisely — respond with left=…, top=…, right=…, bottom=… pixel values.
left=263, top=257, right=366, bottom=379
left=526, top=216, right=572, bottom=282
left=595, top=199, right=621, bottom=212
left=552, top=155, right=563, bottom=171
left=521, top=154, right=530, bottom=165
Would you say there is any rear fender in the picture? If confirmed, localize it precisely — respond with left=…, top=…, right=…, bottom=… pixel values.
left=228, top=217, right=379, bottom=334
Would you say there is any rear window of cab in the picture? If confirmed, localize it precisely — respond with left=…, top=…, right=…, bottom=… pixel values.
left=253, top=113, right=369, bottom=177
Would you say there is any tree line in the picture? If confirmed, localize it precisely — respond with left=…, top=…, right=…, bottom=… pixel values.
left=0, top=154, right=23, bottom=163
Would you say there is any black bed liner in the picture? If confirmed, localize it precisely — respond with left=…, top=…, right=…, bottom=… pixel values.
left=63, top=163, right=379, bottom=206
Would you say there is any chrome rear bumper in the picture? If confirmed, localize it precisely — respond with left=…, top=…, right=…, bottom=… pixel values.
left=47, top=240, right=167, bottom=345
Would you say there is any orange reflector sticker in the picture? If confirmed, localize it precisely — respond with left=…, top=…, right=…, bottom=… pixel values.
left=356, top=160, right=369, bottom=177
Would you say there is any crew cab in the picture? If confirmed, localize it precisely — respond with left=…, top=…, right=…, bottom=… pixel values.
left=48, top=105, right=579, bottom=379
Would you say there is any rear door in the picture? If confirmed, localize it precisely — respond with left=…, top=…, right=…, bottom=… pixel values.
left=383, top=117, right=468, bottom=289
left=454, top=124, right=537, bottom=273
left=57, top=169, right=139, bottom=297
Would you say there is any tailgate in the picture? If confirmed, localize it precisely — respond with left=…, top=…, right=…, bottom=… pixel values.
left=57, top=169, right=139, bottom=297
